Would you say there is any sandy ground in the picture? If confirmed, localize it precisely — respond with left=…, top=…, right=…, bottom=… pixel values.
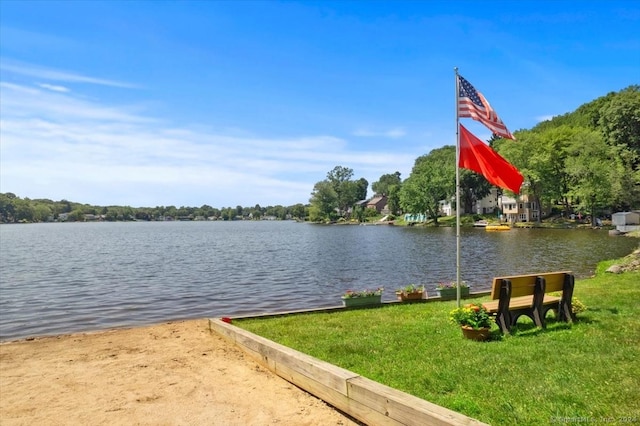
left=0, top=319, right=359, bottom=426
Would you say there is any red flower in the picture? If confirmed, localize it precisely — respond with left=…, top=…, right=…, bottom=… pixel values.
left=221, top=317, right=232, bottom=324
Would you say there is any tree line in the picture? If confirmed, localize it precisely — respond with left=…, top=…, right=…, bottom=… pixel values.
left=0, top=193, right=308, bottom=223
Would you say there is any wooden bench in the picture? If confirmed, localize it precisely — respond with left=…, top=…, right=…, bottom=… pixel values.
left=482, top=271, right=575, bottom=334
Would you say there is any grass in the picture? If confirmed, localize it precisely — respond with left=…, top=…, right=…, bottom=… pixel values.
left=235, top=263, right=640, bottom=425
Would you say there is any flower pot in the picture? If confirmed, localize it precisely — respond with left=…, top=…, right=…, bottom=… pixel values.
left=437, top=287, right=469, bottom=300
left=396, top=291, right=425, bottom=301
left=342, top=295, right=382, bottom=307
left=461, top=326, right=491, bottom=341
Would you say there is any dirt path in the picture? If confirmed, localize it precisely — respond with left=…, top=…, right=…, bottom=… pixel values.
left=0, top=319, right=358, bottom=425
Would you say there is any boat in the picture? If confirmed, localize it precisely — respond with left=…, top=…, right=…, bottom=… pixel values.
left=485, top=224, right=511, bottom=231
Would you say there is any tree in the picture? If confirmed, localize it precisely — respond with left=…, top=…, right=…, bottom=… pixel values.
left=67, top=209, right=85, bottom=222
left=372, top=172, right=401, bottom=214
left=326, top=166, right=354, bottom=186
left=387, top=184, right=401, bottom=215
left=459, top=169, right=491, bottom=214
left=33, top=203, right=53, bottom=222
left=495, top=130, right=552, bottom=222
left=309, top=181, right=338, bottom=222
left=290, top=203, right=306, bottom=220
left=325, top=166, right=359, bottom=215
left=355, top=177, right=369, bottom=201
left=0, top=193, right=16, bottom=222
left=598, top=85, right=640, bottom=165
left=13, top=198, right=34, bottom=222
left=399, top=146, right=455, bottom=225
left=372, top=172, right=401, bottom=196
left=565, top=130, right=616, bottom=226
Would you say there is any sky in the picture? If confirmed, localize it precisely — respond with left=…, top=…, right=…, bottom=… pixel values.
left=1, top=1, right=638, bottom=208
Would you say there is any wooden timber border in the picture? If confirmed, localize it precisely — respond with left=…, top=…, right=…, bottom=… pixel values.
left=209, top=298, right=490, bottom=426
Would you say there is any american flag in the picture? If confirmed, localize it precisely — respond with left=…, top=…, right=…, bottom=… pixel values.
left=458, top=75, right=515, bottom=140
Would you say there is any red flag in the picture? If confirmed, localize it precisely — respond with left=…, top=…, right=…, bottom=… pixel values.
left=458, top=75, right=515, bottom=140
left=459, top=124, right=523, bottom=194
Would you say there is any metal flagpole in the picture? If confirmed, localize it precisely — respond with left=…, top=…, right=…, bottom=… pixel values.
left=454, top=67, right=461, bottom=308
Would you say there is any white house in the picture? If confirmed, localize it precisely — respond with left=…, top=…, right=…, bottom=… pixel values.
left=475, top=188, right=500, bottom=215
left=612, top=211, right=640, bottom=232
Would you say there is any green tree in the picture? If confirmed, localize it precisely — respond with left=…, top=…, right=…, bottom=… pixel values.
left=32, top=203, right=53, bottom=222
left=67, top=209, right=85, bottom=222
left=459, top=169, right=491, bottom=214
left=372, top=172, right=401, bottom=196
left=309, top=180, right=338, bottom=222
left=387, top=184, right=401, bottom=215
left=13, top=198, right=34, bottom=222
left=399, top=146, right=455, bottom=225
left=372, top=171, right=402, bottom=214
left=290, top=203, right=306, bottom=220
left=496, top=130, right=551, bottom=222
left=565, top=130, right=616, bottom=225
left=0, top=193, right=16, bottom=222
left=326, top=166, right=357, bottom=215
left=607, top=144, right=640, bottom=211
left=355, top=177, right=369, bottom=201
left=598, top=85, right=640, bottom=164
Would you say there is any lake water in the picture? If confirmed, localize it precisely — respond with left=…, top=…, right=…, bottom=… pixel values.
left=0, top=221, right=637, bottom=341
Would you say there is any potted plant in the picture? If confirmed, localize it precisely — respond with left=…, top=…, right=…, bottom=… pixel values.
left=449, top=303, right=494, bottom=341
left=395, top=284, right=426, bottom=301
left=341, top=287, right=384, bottom=307
left=435, top=281, right=469, bottom=300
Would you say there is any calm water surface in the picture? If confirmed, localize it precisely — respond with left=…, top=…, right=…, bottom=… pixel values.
left=0, top=221, right=637, bottom=341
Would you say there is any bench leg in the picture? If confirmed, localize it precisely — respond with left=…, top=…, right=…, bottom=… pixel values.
left=496, top=311, right=511, bottom=334
left=532, top=276, right=546, bottom=328
left=558, top=300, right=574, bottom=323
left=496, top=279, right=512, bottom=334
left=559, top=274, right=575, bottom=323
left=532, top=304, right=546, bottom=328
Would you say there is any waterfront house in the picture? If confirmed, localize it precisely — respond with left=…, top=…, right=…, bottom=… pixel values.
left=500, top=194, right=541, bottom=223
left=366, top=195, right=388, bottom=213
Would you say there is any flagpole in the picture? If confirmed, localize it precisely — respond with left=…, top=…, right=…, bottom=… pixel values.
left=454, top=67, right=461, bottom=308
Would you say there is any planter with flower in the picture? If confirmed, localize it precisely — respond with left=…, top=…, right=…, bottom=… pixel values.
left=395, top=284, right=426, bottom=301
left=341, top=287, right=384, bottom=307
left=449, top=303, right=494, bottom=341
left=436, top=281, right=469, bottom=300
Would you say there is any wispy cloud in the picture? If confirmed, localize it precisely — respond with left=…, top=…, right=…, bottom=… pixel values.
left=38, top=83, right=70, bottom=93
left=352, top=127, right=407, bottom=139
left=1, top=60, right=139, bottom=89
left=0, top=80, right=417, bottom=207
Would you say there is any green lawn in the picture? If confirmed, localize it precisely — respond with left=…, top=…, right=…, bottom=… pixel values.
left=235, top=261, right=640, bottom=425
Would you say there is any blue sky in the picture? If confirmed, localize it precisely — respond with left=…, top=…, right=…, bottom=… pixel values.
left=1, top=1, right=638, bottom=208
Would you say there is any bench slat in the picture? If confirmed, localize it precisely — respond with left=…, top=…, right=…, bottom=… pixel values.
left=483, top=295, right=561, bottom=313
left=489, top=271, right=572, bottom=300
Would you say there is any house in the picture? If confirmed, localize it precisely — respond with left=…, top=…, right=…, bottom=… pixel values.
left=366, top=195, right=388, bottom=213
left=439, top=197, right=456, bottom=216
left=500, top=194, right=541, bottom=223
left=475, top=188, right=500, bottom=215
